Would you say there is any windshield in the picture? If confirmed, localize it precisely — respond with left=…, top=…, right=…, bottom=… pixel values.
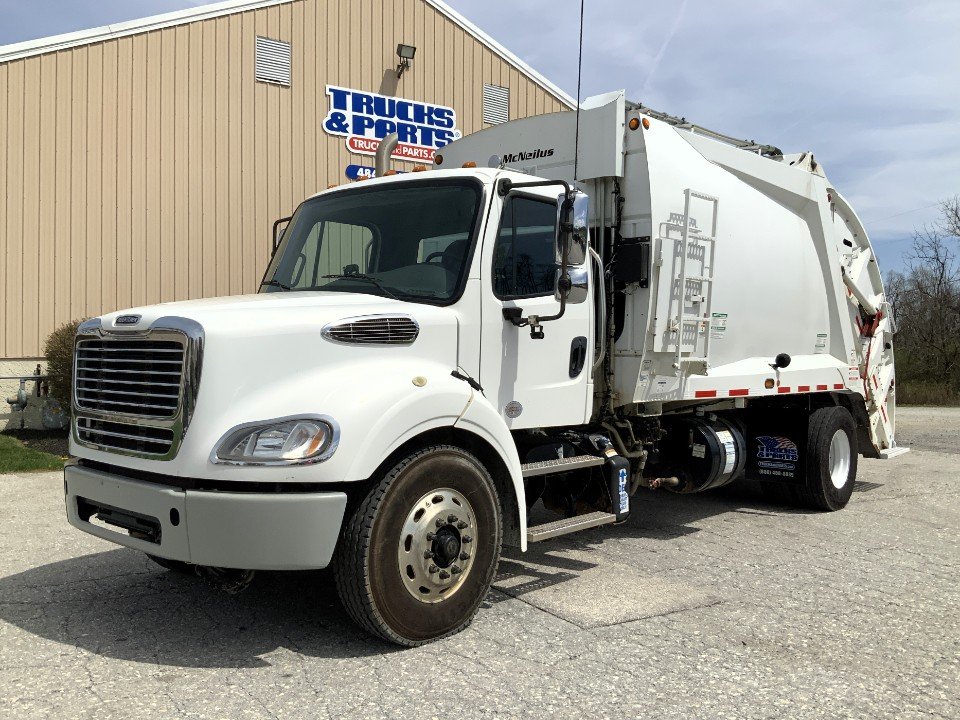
left=261, top=179, right=482, bottom=303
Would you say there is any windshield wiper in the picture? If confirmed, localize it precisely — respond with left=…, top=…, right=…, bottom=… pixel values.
left=260, top=279, right=292, bottom=291
left=321, top=273, right=402, bottom=301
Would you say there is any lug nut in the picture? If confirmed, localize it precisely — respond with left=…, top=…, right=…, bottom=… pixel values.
left=428, top=564, right=438, bottom=574
left=457, top=521, right=468, bottom=529
left=450, top=565, right=462, bottom=575
left=439, top=570, right=450, bottom=580
left=436, top=518, right=445, bottom=528
left=459, top=552, right=470, bottom=560
left=447, top=514, right=459, bottom=524
left=426, top=532, right=436, bottom=541
left=423, top=551, right=434, bottom=559
left=461, top=535, right=472, bottom=544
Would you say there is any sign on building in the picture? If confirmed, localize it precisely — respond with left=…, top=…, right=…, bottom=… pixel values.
left=322, top=85, right=462, bottom=163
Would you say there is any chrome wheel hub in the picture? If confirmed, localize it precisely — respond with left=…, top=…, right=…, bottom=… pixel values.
left=828, top=429, right=852, bottom=490
left=397, top=488, right=477, bottom=604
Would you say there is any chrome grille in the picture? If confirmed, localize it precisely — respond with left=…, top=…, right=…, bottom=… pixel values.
left=75, top=339, right=184, bottom=417
left=76, top=417, right=175, bottom=456
left=322, top=315, right=419, bottom=345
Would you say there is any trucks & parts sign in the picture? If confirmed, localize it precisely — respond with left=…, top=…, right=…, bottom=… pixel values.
left=322, top=85, right=461, bottom=162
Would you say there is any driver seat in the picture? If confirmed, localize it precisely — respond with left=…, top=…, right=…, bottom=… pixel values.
left=440, top=239, right=468, bottom=273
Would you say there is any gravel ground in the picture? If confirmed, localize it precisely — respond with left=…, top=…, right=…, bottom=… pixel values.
left=0, top=408, right=956, bottom=719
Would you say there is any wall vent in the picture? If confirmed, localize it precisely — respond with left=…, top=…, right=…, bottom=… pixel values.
left=255, top=36, right=291, bottom=86
left=482, top=84, right=509, bottom=125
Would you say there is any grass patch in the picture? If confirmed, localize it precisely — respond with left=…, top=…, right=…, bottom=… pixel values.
left=896, top=380, right=960, bottom=407
left=0, top=433, right=66, bottom=473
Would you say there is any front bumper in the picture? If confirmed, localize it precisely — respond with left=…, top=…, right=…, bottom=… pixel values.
left=64, top=464, right=347, bottom=570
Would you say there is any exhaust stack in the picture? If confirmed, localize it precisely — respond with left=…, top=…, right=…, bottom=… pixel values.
left=375, top=133, right=399, bottom=177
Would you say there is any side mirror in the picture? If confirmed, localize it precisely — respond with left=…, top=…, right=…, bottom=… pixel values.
left=556, top=191, right=588, bottom=267
left=273, top=216, right=292, bottom=250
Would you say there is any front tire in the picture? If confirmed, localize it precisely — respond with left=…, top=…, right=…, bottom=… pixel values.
left=334, top=445, right=502, bottom=646
left=145, top=554, right=193, bottom=574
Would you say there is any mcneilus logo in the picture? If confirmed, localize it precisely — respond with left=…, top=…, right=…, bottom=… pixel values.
left=322, top=85, right=461, bottom=162
left=502, top=148, right=555, bottom=164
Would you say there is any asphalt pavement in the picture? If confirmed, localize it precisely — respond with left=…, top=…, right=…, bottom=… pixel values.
left=0, top=406, right=957, bottom=719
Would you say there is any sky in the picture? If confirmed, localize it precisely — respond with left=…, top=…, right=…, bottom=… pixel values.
left=1, top=0, right=958, bottom=271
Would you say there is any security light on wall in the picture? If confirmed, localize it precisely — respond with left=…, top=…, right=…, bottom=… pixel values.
left=396, top=44, right=416, bottom=78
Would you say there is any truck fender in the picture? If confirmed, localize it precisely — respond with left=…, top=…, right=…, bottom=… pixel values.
left=454, top=390, right=527, bottom=550
left=338, top=368, right=477, bottom=483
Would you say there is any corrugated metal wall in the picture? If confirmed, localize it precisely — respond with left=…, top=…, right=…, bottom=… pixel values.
left=0, top=0, right=568, bottom=358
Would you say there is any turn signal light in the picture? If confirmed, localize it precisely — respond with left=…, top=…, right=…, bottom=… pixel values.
left=628, top=118, right=640, bottom=131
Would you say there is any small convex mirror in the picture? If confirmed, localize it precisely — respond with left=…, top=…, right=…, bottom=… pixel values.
left=556, top=191, right=588, bottom=266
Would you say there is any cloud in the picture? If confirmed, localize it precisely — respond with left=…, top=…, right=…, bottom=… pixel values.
left=641, top=0, right=688, bottom=96
left=1, top=0, right=956, bottom=270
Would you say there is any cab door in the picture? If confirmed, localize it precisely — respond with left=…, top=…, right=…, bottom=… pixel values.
left=479, top=189, right=593, bottom=429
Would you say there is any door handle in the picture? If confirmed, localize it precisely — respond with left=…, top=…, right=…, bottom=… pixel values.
left=569, top=336, right=588, bottom=378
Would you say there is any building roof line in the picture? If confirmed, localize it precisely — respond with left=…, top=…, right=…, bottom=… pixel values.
left=0, top=0, right=291, bottom=62
left=0, top=0, right=576, bottom=108
left=422, top=0, right=576, bottom=108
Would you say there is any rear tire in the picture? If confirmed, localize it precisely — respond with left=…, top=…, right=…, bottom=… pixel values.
left=803, top=405, right=858, bottom=510
left=761, top=406, right=857, bottom=511
left=333, top=444, right=502, bottom=646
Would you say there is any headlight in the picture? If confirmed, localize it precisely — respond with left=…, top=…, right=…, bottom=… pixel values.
left=212, top=416, right=339, bottom=465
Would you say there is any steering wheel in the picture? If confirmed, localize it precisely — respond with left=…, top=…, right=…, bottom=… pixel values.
left=423, top=251, right=445, bottom=264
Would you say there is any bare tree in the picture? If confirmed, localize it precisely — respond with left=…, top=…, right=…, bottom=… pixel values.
left=887, top=197, right=960, bottom=393
left=938, top=195, right=960, bottom=239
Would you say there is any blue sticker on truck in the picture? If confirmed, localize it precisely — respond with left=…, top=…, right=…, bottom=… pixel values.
left=755, top=435, right=799, bottom=476
left=618, top=468, right=629, bottom=514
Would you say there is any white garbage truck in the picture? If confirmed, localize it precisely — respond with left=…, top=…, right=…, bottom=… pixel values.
left=64, top=90, right=906, bottom=645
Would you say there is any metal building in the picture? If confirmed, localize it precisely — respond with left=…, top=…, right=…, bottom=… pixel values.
left=0, top=0, right=573, bottom=383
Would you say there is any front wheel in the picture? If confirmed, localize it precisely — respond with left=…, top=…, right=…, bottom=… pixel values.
left=334, top=445, right=502, bottom=646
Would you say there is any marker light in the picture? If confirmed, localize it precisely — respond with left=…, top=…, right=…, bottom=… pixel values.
left=642, top=118, right=650, bottom=129
left=462, top=161, right=477, bottom=168
left=764, top=378, right=775, bottom=389
left=412, top=165, right=428, bottom=172
left=384, top=170, right=398, bottom=176
left=628, top=118, right=640, bottom=131
left=434, top=153, right=444, bottom=165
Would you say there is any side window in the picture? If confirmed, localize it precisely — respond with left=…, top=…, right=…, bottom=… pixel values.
left=492, top=196, right=557, bottom=298
left=285, top=220, right=375, bottom=289
left=318, top=221, right=375, bottom=275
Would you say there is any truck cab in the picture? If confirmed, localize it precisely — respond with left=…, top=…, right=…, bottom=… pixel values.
left=64, top=91, right=905, bottom=646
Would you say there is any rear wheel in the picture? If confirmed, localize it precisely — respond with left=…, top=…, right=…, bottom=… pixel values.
left=804, top=406, right=858, bottom=510
left=762, top=405, right=857, bottom=510
left=334, top=445, right=502, bottom=646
